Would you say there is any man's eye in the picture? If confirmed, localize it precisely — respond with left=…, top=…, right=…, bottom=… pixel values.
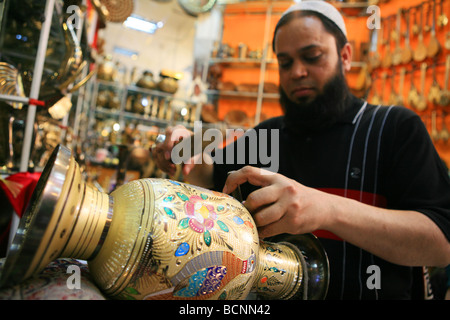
left=278, top=60, right=292, bottom=69
left=304, top=54, right=322, bottom=62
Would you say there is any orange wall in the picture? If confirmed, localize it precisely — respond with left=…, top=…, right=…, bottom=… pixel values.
left=218, top=2, right=290, bottom=124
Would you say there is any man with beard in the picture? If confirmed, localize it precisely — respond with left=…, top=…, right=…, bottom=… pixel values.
left=152, top=1, right=450, bottom=299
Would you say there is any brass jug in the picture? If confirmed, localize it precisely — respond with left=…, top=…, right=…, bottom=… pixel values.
left=97, top=56, right=117, bottom=82
left=0, top=145, right=329, bottom=300
left=158, top=70, right=181, bottom=94
left=136, top=71, right=157, bottom=90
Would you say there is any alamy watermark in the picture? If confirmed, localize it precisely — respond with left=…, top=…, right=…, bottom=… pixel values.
left=170, top=121, right=280, bottom=175
left=66, top=265, right=81, bottom=289
left=367, top=5, right=381, bottom=30
left=66, top=5, right=82, bottom=30
left=367, top=264, right=381, bottom=290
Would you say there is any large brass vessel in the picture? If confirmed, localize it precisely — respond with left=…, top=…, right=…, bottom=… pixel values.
left=0, top=145, right=328, bottom=300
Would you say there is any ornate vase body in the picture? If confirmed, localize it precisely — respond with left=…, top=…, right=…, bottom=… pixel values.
left=0, top=145, right=328, bottom=300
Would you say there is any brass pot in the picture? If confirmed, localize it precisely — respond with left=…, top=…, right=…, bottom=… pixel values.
left=158, top=70, right=181, bottom=94
left=97, top=56, right=116, bottom=82
left=136, top=71, right=157, bottom=90
left=158, top=77, right=178, bottom=94
left=0, top=145, right=329, bottom=300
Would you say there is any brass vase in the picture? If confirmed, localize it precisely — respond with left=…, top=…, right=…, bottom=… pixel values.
left=136, top=71, right=157, bottom=90
left=0, top=145, right=329, bottom=300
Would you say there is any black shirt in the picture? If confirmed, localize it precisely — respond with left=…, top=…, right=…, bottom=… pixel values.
left=212, top=95, right=450, bottom=299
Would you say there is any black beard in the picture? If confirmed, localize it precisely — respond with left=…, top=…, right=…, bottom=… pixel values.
left=280, top=66, right=351, bottom=135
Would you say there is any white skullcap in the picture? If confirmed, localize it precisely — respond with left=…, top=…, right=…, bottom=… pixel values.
left=282, top=0, right=347, bottom=37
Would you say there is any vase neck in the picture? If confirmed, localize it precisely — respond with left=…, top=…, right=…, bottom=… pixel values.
left=61, top=183, right=113, bottom=261
left=252, top=241, right=304, bottom=300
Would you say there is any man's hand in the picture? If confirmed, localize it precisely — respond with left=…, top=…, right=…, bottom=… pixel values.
left=223, top=166, right=333, bottom=238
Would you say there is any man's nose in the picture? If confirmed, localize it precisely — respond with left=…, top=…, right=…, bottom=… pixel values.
left=291, top=60, right=308, bottom=79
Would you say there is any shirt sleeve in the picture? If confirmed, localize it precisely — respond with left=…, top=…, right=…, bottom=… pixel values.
left=380, top=107, right=450, bottom=242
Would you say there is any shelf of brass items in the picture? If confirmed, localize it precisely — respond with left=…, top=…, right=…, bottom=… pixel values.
left=206, top=89, right=279, bottom=100
left=209, top=57, right=267, bottom=67
left=330, top=0, right=382, bottom=9
left=329, top=0, right=382, bottom=17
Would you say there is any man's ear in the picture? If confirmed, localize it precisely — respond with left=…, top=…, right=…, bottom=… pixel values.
left=340, top=42, right=353, bottom=72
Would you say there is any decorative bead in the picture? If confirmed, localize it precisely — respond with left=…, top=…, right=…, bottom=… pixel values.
left=175, top=242, right=190, bottom=257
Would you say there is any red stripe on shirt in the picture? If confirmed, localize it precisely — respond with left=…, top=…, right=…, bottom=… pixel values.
left=313, top=188, right=387, bottom=241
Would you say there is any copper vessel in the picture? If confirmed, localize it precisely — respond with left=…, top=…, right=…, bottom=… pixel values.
left=0, top=145, right=328, bottom=300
